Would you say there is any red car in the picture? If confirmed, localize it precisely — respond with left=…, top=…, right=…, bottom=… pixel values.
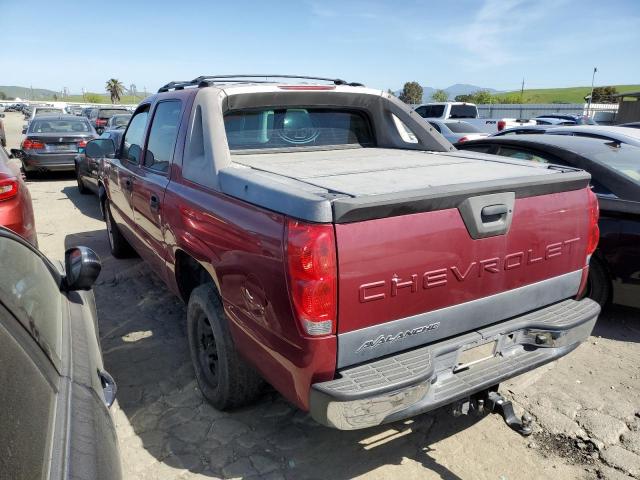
left=85, top=75, right=600, bottom=432
left=0, top=147, right=37, bottom=245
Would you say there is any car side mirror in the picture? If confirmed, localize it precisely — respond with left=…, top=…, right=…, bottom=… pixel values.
left=10, top=148, right=23, bottom=159
left=86, top=138, right=116, bottom=159
left=64, top=247, right=101, bottom=291
left=21, top=126, right=27, bottom=134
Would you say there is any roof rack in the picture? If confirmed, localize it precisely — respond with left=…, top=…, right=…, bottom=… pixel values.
left=157, top=75, right=364, bottom=92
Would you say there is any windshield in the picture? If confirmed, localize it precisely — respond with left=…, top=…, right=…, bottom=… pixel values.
left=224, top=108, right=374, bottom=151
left=34, top=108, right=62, bottom=116
left=30, top=119, right=92, bottom=133
left=593, top=147, right=640, bottom=184
left=99, top=109, right=129, bottom=119
left=445, top=121, right=481, bottom=133
left=450, top=104, right=478, bottom=119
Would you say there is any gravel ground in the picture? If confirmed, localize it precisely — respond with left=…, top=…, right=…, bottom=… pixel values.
left=4, top=111, right=639, bottom=479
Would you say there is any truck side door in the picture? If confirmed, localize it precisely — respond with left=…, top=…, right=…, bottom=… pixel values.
left=129, top=100, right=183, bottom=278
left=106, top=105, right=150, bottom=249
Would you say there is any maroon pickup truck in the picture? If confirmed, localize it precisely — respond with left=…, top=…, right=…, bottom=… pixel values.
left=85, top=75, right=601, bottom=431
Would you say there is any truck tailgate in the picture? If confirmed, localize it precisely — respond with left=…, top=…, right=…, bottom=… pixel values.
left=335, top=188, right=590, bottom=366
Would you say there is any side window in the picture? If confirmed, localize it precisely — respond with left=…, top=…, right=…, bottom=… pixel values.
left=144, top=101, right=182, bottom=173
left=428, top=121, right=442, bottom=133
left=496, top=146, right=552, bottom=163
left=415, top=106, right=427, bottom=117
left=122, top=107, right=149, bottom=165
left=460, top=144, right=492, bottom=154
left=591, top=180, right=616, bottom=197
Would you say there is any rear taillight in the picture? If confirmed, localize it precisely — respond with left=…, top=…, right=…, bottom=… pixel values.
left=457, top=136, right=469, bottom=143
left=22, top=139, right=45, bottom=150
left=77, top=140, right=88, bottom=148
left=0, top=177, right=19, bottom=202
left=286, top=219, right=337, bottom=336
left=96, top=118, right=107, bottom=126
left=586, top=189, right=600, bottom=257
left=497, top=120, right=506, bottom=131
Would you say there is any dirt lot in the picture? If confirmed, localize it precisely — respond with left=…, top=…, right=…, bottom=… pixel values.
left=5, top=111, right=640, bottom=479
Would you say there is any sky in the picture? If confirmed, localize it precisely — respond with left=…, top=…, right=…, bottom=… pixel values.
left=1, top=0, right=639, bottom=94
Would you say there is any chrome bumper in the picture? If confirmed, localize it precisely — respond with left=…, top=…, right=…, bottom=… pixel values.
left=310, top=298, right=600, bottom=430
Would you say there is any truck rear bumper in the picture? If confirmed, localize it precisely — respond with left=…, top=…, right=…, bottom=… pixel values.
left=309, top=298, right=599, bottom=430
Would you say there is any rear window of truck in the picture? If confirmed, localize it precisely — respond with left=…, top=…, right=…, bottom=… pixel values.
left=224, top=108, right=374, bottom=151
left=449, top=104, right=478, bottom=119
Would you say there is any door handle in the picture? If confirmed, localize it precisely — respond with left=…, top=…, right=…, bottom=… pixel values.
left=150, top=194, right=160, bottom=212
left=123, top=177, right=133, bottom=190
left=481, top=204, right=508, bottom=223
left=98, top=369, right=117, bottom=408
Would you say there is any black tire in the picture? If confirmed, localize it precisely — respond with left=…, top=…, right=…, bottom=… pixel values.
left=586, top=257, right=611, bottom=307
left=76, top=166, right=89, bottom=194
left=104, top=199, right=134, bottom=258
left=187, top=283, right=264, bottom=410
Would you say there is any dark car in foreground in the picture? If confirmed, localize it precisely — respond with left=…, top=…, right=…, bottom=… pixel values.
left=0, top=227, right=121, bottom=479
left=14, top=115, right=98, bottom=177
left=76, top=129, right=123, bottom=196
left=457, top=135, right=640, bottom=308
left=0, top=147, right=37, bottom=245
left=0, top=112, right=6, bottom=147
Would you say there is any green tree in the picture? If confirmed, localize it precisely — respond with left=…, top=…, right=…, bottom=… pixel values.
left=85, top=93, right=103, bottom=104
left=472, top=90, right=494, bottom=104
left=386, top=88, right=396, bottom=97
left=399, top=81, right=423, bottom=105
left=105, top=78, right=125, bottom=104
left=454, top=94, right=474, bottom=102
left=591, top=86, right=618, bottom=104
left=0, top=91, right=6, bottom=100
left=494, top=93, right=521, bottom=104
left=431, top=89, right=449, bottom=102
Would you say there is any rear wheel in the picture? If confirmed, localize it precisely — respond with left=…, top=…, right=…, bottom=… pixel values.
left=187, top=283, right=264, bottom=410
left=586, top=257, right=611, bottom=307
left=104, top=199, right=134, bottom=258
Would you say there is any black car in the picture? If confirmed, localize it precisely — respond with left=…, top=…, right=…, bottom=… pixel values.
left=0, top=227, right=121, bottom=479
left=13, top=115, right=98, bottom=177
left=535, top=113, right=597, bottom=125
left=76, top=129, right=123, bottom=196
left=457, top=135, right=640, bottom=308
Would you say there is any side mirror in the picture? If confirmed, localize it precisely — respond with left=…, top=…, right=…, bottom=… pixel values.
left=86, top=138, right=115, bottom=159
left=21, top=126, right=27, bottom=134
left=10, top=149, right=23, bottom=159
left=64, top=247, right=101, bottom=291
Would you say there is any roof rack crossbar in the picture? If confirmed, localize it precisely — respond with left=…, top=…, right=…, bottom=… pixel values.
left=158, top=75, right=364, bottom=92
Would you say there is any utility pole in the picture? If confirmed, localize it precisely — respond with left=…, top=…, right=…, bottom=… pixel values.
left=587, top=67, right=597, bottom=116
left=519, top=78, right=525, bottom=119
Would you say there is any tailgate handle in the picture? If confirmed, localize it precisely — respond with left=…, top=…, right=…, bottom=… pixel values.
left=481, top=204, right=508, bottom=223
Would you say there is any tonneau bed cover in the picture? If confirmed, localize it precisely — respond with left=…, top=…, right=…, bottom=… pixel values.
left=219, top=148, right=590, bottom=223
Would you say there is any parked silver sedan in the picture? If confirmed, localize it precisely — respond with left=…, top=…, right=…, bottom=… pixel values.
left=426, top=119, right=488, bottom=144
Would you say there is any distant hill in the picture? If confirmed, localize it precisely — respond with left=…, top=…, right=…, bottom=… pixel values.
left=394, top=83, right=497, bottom=103
left=501, top=84, right=640, bottom=104
left=0, top=85, right=59, bottom=100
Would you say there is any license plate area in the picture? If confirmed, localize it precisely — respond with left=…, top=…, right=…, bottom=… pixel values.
left=47, top=143, right=77, bottom=152
left=454, top=340, right=497, bottom=373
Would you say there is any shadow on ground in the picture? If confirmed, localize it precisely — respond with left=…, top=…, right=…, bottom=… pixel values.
left=593, top=304, right=640, bottom=344
left=61, top=184, right=104, bottom=221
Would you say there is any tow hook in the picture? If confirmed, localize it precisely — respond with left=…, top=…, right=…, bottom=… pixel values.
left=485, top=391, right=533, bottom=436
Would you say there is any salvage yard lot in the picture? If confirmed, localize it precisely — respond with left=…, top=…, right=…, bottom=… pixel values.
left=4, top=111, right=640, bottom=479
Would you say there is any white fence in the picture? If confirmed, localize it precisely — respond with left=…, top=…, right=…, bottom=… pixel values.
left=477, top=103, right=618, bottom=123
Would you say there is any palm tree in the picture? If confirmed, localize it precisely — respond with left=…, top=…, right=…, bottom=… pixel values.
left=105, top=79, right=125, bottom=104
